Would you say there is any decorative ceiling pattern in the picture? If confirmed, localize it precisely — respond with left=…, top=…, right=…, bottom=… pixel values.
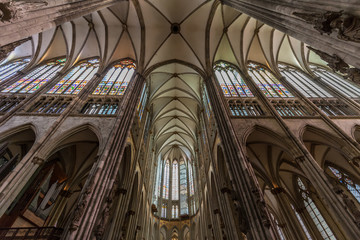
left=1, top=0, right=329, bottom=162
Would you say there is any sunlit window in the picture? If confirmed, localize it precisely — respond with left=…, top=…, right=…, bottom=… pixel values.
left=279, top=64, right=333, bottom=98
left=47, top=58, right=99, bottom=94
left=172, top=160, right=179, bottom=200
left=0, top=58, right=30, bottom=82
left=310, top=65, right=360, bottom=98
left=214, top=61, right=254, bottom=97
left=291, top=204, right=313, bottom=240
left=328, top=166, right=360, bottom=203
left=248, top=63, right=293, bottom=98
left=93, top=59, right=136, bottom=96
left=297, top=178, right=336, bottom=240
left=2, top=58, right=66, bottom=94
left=163, top=160, right=170, bottom=199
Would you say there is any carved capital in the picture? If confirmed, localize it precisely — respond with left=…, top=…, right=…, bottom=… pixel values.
left=31, top=156, right=45, bottom=165
left=295, top=156, right=305, bottom=163
left=271, top=187, right=285, bottom=195
left=118, top=188, right=127, bottom=195
left=0, top=1, right=48, bottom=23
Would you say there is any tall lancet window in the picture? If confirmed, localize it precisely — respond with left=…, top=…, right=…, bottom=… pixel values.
left=279, top=64, right=333, bottom=98
left=214, top=61, right=254, bottom=97
left=188, top=163, right=194, bottom=196
left=328, top=166, right=360, bottom=203
left=180, top=160, right=188, bottom=215
left=137, top=84, right=148, bottom=120
left=310, top=65, right=360, bottom=98
left=2, top=58, right=66, bottom=93
left=47, top=58, right=99, bottom=94
left=152, top=158, right=198, bottom=219
left=163, top=160, right=170, bottom=199
left=172, top=160, right=179, bottom=200
left=248, top=63, right=293, bottom=98
left=297, top=178, right=336, bottom=240
left=93, top=59, right=136, bottom=96
left=0, top=58, right=30, bottom=82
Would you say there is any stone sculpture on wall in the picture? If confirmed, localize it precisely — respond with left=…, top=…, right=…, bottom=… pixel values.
left=308, top=46, right=360, bottom=85
left=294, top=11, right=360, bottom=42
left=0, top=0, right=48, bottom=23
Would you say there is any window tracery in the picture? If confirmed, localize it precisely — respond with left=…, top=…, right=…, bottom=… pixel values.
left=2, top=58, right=66, bottom=94
left=153, top=158, right=196, bottom=219
left=214, top=62, right=253, bottom=98
left=137, top=83, right=148, bottom=120
left=0, top=58, right=30, bottom=82
left=297, top=178, right=336, bottom=240
left=248, top=63, right=293, bottom=98
left=93, top=60, right=136, bottom=96
left=279, top=64, right=333, bottom=98
left=328, top=166, right=360, bottom=203
left=310, top=65, right=360, bottom=99
left=47, top=58, right=99, bottom=95
left=291, top=204, right=313, bottom=240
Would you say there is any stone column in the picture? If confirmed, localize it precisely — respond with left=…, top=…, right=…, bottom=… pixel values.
left=0, top=0, right=127, bottom=46
left=204, top=75, right=276, bottom=239
left=270, top=187, right=306, bottom=240
left=61, top=73, right=145, bottom=240
left=221, top=0, right=360, bottom=68
left=240, top=70, right=360, bottom=238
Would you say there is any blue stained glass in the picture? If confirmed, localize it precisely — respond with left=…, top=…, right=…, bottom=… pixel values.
left=2, top=58, right=65, bottom=94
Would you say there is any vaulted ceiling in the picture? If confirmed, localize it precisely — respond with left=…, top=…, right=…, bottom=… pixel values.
left=2, top=0, right=330, bottom=161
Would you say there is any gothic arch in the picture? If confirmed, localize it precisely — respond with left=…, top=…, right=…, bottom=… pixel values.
left=41, top=123, right=102, bottom=160
left=301, top=125, right=354, bottom=170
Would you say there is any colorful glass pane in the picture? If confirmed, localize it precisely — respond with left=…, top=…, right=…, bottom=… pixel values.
left=0, top=58, right=30, bottom=82
left=2, top=58, right=66, bottom=93
left=47, top=59, right=99, bottom=95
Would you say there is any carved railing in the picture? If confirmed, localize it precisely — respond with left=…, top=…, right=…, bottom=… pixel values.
left=26, top=96, right=73, bottom=114
left=228, top=99, right=265, bottom=117
left=270, top=99, right=312, bottom=117
left=0, top=227, right=63, bottom=239
left=80, top=97, right=121, bottom=115
left=0, top=96, right=25, bottom=113
left=311, top=98, right=358, bottom=116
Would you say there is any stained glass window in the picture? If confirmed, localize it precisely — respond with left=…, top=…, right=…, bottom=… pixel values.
left=279, top=64, right=333, bottom=98
left=203, top=87, right=212, bottom=119
left=172, top=205, right=179, bottom=218
left=180, top=160, right=188, bottom=215
left=93, top=60, right=136, bottom=95
left=137, top=84, right=148, bottom=120
left=297, top=178, right=336, bottom=240
left=162, top=203, right=167, bottom=218
left=291, top=204, right=313, bottom=240
left=152, top=158, right=196, bottom=219
left=188, top=163, right=194, bottom=196
left=310, top=65, right=360, bottom=98
left=0, top=58, right=30, bottom=82
left=214, top=62, right=254, bottom=98
left=172, top=160, right=179, bottom=200
left=163, top=160, right=170, bottom=199
left=2, top=58, right=66, bottom=94
left=328, top=166, right=360, bottom=203
left=248, top=63, right=293, bottom=98
left=270, top=213, right=286, bottom=240
left=47, top=58, right=99, bottom=95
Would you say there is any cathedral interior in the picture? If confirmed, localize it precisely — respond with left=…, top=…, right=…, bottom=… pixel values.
left=1, top=0, right=360, bottom=239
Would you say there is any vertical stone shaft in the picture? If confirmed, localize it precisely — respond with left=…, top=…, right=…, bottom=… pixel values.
left=61, top=74, right=144, bottom=240
left=205, top=75, right=276, bottom=239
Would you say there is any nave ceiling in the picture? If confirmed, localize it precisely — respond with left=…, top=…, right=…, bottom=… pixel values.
left=1, top=0, right=330, bottom=161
